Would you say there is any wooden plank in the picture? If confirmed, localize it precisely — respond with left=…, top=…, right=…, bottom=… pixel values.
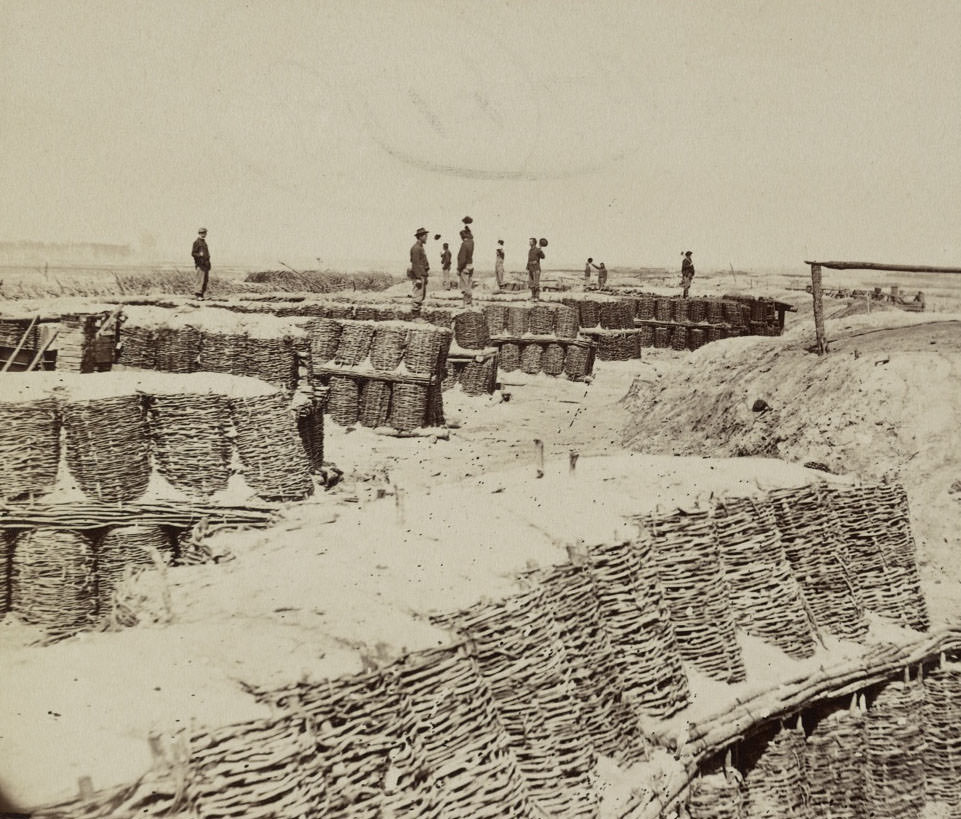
left=0, top=314, right=39, bottom=373
left=811, top=263, right=827, bottom=355
left=804, top=260, right=961, bottom=274
left=313, top=364, right=436, bottom=385
left=488, top=334, right=594, bottom=348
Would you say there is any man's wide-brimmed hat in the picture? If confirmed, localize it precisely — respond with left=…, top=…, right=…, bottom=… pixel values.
left=415, top=227, right=429, bottom=236
left=684, top=250, right=692, bottom=256
left=198, top=228, right=207, bottom=234
left=462, top=216, right=473, bottom=225
left=539, top=237, right=549, bottom=248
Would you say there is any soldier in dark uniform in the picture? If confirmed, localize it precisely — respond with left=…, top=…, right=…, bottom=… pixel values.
left=409, top=227, right=430, bottom=317
left=440, top=243, right=452, bottom=290
left=192, top=228, right=210, bottom=299
left=457, top=216, right=475, bottom=307
left=527, top=237, right=545, bottom=301
left=681, top=250, right=695, bottom=298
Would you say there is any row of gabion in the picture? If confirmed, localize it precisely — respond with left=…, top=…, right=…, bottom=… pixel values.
left=442, top=354, right=499, bottom=396
left=0, top=524, right=175, bottom=639
left=307, top=317, right=452, bottom=373
left=310, top=319, right=451, bottom=430
left=483, top=302, right=582, bottom=338
left=635, top=481, right=928, bottom=684
left=119, top=324, right=301, bottom=391
left=688, top=667, right=961, bottom=819
left=326, top=377, right=446, bottom=430
left=0, top=389, right=314, bottom=504
left=498, top=341, right=595, bottom=380
left=162, top=537, right=690, bottom=819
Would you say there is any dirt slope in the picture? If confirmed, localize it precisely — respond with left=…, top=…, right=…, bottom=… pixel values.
left=622, top=315, right=961, bottom=613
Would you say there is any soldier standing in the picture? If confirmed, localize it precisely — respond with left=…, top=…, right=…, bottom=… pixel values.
left=409, top=227, right=430, bottom=317
left=495, top=240, right=506, bottom=289
left=457, top=216, right=475, bottom=307
left=527, top=237, right=545, bottom=301
left=440, top=243, right=452, bottom=290
left=192, top=227, right=211, bottom=299
left=681, top=251, right=695, bottom=298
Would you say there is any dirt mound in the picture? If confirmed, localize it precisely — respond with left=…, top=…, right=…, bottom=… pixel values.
left=621, top=318, right=961, bottom=599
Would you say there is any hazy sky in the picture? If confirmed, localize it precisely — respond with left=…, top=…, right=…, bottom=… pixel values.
left=3, top=0, right=961, bottom=272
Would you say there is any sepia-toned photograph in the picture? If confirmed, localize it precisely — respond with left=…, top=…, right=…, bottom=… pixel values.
left=2, top=1, right=961, bottom=816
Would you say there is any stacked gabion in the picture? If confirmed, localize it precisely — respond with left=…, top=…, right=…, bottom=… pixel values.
left=714, top=497, right=816, bottom=659
left=864, top=678, right=926, bottom=819
left=644, top=510, right=746, bottom=683
left=743, top=720, right=812, bottom=818
left=768, top=485, right=868, bottom=642
left=923, top=661, right=961, bottom=810
left=589, top=538, right=690, bottom=718
left=804, top=701, right=866, bottom=819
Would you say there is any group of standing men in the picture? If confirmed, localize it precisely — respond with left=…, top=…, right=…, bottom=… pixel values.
left=408, top=217, right=549, bottom=315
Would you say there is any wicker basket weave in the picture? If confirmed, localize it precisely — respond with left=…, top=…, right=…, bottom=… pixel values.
left=564, top=345, right=592, bottom=379
left=635, top=294, right=656, bottom=320
left=334, top=322, right=374, bottom=365
left=307, top=318, right=342, bottom=364
left=404, top=327, right=447, bottom=375
left=483, top=304, right=509, bottom=336
left=459, top=358, right=496, bottom=395
left=499, top=342, right=520, bottom=372
left=528, top=304, right=554, bottom=335
left=686, top=771, right=745, bottom=819
left=520, top=343, right=543, bottom=374
left=671, top=325, right=688, bottom=350
left=230, top=393, right=313, bottom=500
left=243, top=336, right=298, bottom=390
left=147, top=393, right=232, bottom=497
left=506, top=305, right=529, bottom=336
left=654, top=326, right=670, bottom=348
left=579, top=300, right=600, bottom=328
left=388, top=383, right=428, bottom=431
left=453, top=310, right=491, bottom=349
left=923, top=663, right=961, bottom=808
left=63, top=394, right=151, bottom=503
left=11, top=528, right=97, bottom=639
left=97, top=525, right=173, bottom=620
left=358, top=379, right=392, bottom=428
left=1, top=529, right=11, bottom=616
left=689, top=299, right=707, bottom=323
left=865, top=679, right=926, bottom=819
left=588, top=538, right=690, bottom=718
left=542, top=343, right=565, bottom=375
left=199, top=331, right=246, bottom=376
left=155, top=326, right=201, bottom=373
left=671, top=298, right=690, bottom=323
left=117, top=325, right=158, bottom=369
left=327, top=375, right=360, bottom=426
left=554, top=304, right=579, bottom=338
left=688, top=327, right=705, bottom=350
left=654, top=297, right=672, bottom=322
left=644, top=511, right=746, bottom=683
left=707, top=299, right=724, bottom=324
left=0, top=398, right=61, bottom=501
left=804, top=704, right=865, bottom=819
left=369, top=325, right=407, bottom=371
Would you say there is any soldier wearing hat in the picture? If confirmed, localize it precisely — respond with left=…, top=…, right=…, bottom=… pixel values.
left=680, top=250, right=695, bottom=298
left=495, top=240, right=505, bottom=289
left=457, top=217, right=475, bottom=307
left=192, top=228, right=211, bottom=299
left=440, top=242, right=452, bottom=290
left=527, top=237, right=545, bottom=301
left=409, top=227, right=430, bottom=317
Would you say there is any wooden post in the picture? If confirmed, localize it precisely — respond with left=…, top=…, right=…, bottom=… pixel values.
left=810, top=263, right=827, bottom=355
left=533, top=439, right=544, bottom=479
